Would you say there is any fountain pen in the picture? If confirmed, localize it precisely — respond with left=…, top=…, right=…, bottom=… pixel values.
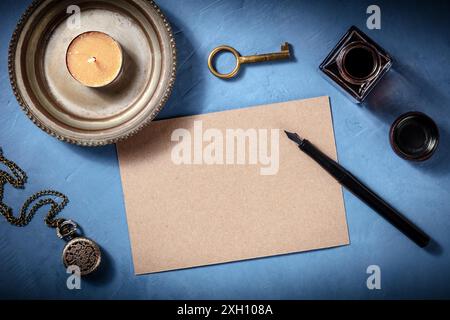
left=285, top=131, right=430, bottom=248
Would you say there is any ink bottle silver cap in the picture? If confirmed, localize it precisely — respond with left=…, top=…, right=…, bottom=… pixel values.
left=320, top=26, right=392, bottom=103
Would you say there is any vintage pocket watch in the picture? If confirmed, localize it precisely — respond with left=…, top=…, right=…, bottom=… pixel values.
left=0, top=148, right=102, bottom=276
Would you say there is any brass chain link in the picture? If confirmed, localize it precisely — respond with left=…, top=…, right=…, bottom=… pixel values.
left=0, top=147, right=68, bottom=229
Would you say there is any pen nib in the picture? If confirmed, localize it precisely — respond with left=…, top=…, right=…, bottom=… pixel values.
left=284, top=131, right=304, bottom=145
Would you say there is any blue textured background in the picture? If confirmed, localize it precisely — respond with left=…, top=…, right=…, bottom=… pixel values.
left=1, top=0, right=449, bottom=299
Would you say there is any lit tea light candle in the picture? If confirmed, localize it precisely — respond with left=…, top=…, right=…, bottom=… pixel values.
left=66, top=31, right=123, bottom=88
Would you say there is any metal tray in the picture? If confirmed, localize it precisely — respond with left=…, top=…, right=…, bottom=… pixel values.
left=9, top=0, right=176, bottom=146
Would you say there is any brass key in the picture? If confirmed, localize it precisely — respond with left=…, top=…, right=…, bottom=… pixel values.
left=208, top=42, right=291, bottom=79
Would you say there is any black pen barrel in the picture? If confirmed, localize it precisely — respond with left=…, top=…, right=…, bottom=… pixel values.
left=299, top=139, right=430, bottom=248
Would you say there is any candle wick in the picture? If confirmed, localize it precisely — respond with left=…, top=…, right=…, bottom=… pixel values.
left=88, top=57, right=97, bottom=64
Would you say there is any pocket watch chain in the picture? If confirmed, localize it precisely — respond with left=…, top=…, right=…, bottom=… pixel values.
left=0, top=148, right=68, bottom=229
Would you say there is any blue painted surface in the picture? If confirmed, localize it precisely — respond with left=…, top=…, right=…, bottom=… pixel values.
left=0, top=0, right=449, bottom=299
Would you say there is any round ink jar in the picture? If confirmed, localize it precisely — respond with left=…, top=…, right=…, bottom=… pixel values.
left=390, top=112, right=439, bottom=161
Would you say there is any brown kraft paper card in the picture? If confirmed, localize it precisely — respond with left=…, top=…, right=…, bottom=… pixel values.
left=117, top=96, right=349, bottom=274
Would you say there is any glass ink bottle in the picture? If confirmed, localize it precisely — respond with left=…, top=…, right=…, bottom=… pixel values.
left=320, top=26, right=392, bottom=103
